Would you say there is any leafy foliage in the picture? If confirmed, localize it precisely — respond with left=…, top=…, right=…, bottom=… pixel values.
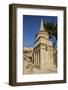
left=44, top=22, right=57, bottom=47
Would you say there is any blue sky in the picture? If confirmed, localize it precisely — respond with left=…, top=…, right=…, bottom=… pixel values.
left=23, top=15, right=57, bottom=47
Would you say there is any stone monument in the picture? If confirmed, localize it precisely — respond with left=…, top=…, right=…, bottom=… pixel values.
left=33, top=19, right=56, bottom=72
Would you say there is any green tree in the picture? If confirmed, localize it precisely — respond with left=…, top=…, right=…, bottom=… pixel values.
left=44, top=22, right=57, bottom=48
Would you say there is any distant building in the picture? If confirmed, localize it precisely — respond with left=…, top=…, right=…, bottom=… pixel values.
left=23, top=19, right=57, bottom=74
